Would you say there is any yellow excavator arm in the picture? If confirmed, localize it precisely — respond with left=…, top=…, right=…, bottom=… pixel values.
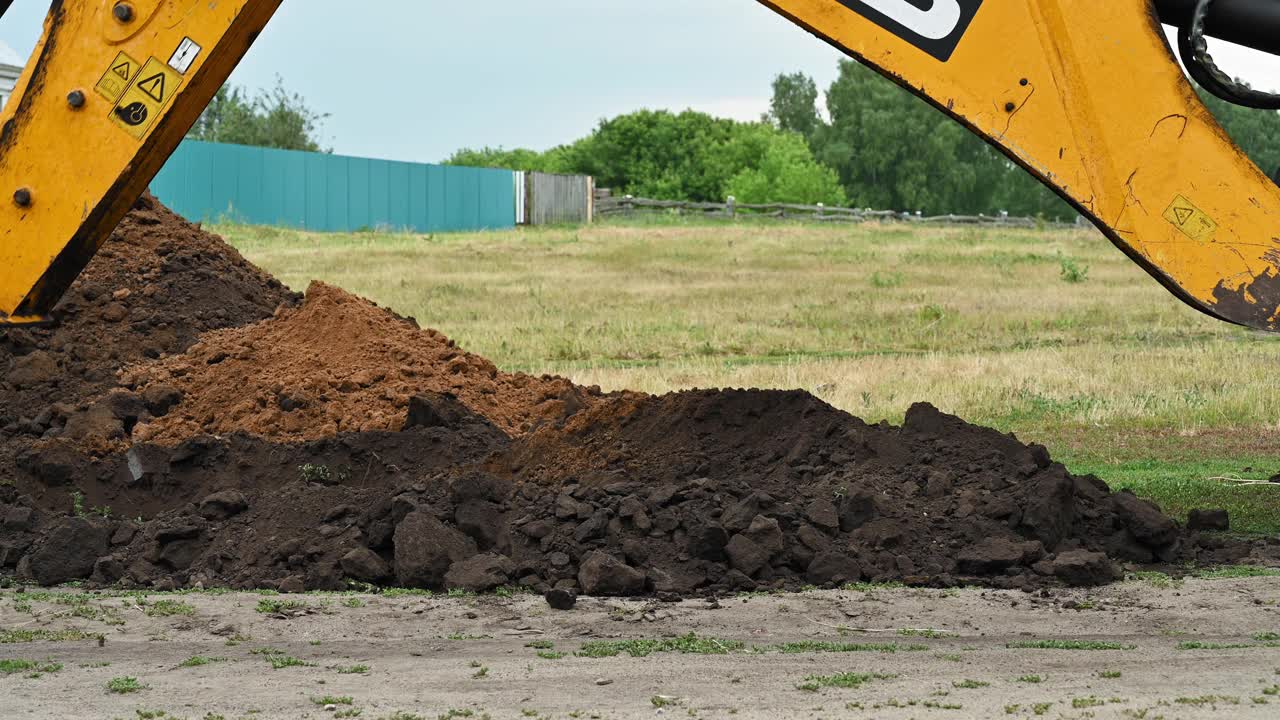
left=2, top=1, right=1280, bottom=330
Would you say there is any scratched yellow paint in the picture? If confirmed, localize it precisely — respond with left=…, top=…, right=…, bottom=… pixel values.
left=760, top=0, right=1280, bottom=329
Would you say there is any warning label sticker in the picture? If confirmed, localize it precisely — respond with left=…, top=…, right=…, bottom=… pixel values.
left=95, top=51, right=141, bottom=102
left=109, top=57, right=183, bottom=140
left=1162, top=194, right=1218, bottom=242
left=168, top=37, right=203, bottom=75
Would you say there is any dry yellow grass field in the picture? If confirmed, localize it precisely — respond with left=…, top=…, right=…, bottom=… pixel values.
left=216, top=217, right=1280, bottom=532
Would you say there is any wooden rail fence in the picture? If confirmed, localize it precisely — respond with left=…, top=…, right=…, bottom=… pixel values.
left=594, top=192, right=1079, bottom=229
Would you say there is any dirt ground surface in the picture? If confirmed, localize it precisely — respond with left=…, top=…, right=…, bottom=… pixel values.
left=3, top=578, right=1280, bottom=719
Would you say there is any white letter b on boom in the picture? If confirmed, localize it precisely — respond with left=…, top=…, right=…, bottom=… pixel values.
left=861, top=0, right=962, bottom=40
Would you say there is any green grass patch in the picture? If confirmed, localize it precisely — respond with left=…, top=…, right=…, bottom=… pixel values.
left=176, top=656, right=225, bottom=668
left=267, top=655, right=314, bottom=669
left=1176, top=641, right=1258, bottom=650
left=535, top=651, right=565, bottom=660
left=0, top=628, right=101, bottom=644
left=1062, top=458, right=1280, bottom=535
left=1016, top=675, right=1044, bottom=683
left=145, top=600, right=196, bottom=617
left=0, top=659, right=63, bottom=675
left=770, top=641, right=928, bottom=654
left=106, top=676, right=146, bottom=694
left=337, top=664, right=370, bottom=674
left=1126, top=571, right=1181, bottom=589
left=1099, top=670, right=1122, bottom=679
left=575, top=633, right=744, bottom=658
left=1006, top=639, right=1136, bottom=650
left=797, top=672, right=895, bottom=692
left=524, top=640, right=554, bottom=649
left=1072, top=697, right=1105, bottom=709
left=953, top=679, right=990, bottom=689
left=313, top=696, right=355, bottom=706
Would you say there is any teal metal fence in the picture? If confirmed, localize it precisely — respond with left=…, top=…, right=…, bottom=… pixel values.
left=150, top=140, right=516, bottom=233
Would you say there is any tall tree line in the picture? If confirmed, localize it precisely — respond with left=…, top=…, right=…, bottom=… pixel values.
left=448, top=60, right=1280, bottom=217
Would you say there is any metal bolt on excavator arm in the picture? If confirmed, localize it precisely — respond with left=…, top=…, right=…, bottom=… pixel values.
left=3, top=1, right=1280, bottom=330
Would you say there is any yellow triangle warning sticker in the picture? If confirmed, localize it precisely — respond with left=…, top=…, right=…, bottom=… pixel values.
left=95, top=51, right=141, bottom=103
left=136, top=73, right=166, bottom=103
left=1163, top=195, right=1218, bottom=241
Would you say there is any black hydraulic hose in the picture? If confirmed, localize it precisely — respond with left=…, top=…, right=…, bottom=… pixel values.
left=1155, top=0, right=1280, bottom=56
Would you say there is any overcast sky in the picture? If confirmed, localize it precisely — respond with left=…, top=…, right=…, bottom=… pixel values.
left=2, top=1, right=1278, bottom=163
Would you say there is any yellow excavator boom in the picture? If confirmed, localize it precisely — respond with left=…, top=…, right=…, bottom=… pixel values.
left=2, top=1, right=1279, bottom=330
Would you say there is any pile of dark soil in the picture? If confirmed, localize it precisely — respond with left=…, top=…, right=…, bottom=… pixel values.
left=0, top=199, right=1273, bottom=595
left=0, top=194, right=296, bottom=458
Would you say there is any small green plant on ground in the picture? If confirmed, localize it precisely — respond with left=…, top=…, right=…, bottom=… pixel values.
left=1031, top=703, right=1052, bottom=715
left=335, top=710, right=363, bottom=719
left=298, top=463, right=349, bottom=483
left=336, top=664, right=370, bottom=674
left=536, top=651, right=565, bottom=660
left=1059, top=256, right=1089, bottom=283
left=313, top=696, right=355, bottom=706
left=145, top=599, right=195, bottom=617
left=343, top=597, right=365, bottom=608
left=650, top=696, right=679, bottom=708
left=524, top=640, right=554, bottom=649
left=267, top=655, right=313, bottom=669
left=1255, top=632, right=1280, bottom=641
left=177, top=655, right=224, bottom=668
left=870, top=271, right=905, bottom=288
left=1017, top=674, right=1044, bottom=683
left=106, top=676, right=146, bottom=694
left=797, top=672, right=895, bottom=692
left=953, top=679, right=989, bottom=689
left=1099, top=670, right=1122, bottom=678
left=1072, top=697, right=1105, bottom=708
left=1127, top=571, right=1181, bottom=589
left=1006, top=639, right=1135, bottom=650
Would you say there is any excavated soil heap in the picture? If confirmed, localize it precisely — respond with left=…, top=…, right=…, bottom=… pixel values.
left=125, top=282, right=603, bottom=443
left=1, top=198, right=1273, bottom=594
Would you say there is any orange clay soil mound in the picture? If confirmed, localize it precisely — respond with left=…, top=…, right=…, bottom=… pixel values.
left=126, top=281, right=607, bottom=444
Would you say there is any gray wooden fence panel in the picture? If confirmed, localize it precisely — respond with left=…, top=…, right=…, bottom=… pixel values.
left=527, top=173, right=593, bottom=225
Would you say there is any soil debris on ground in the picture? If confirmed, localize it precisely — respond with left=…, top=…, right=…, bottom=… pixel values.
left=1, top=197, right=1275, bottom=595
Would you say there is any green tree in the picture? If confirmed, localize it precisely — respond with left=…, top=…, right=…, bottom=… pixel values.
left=725, top=131, right=845, bottom=205
left=808, top=61, right=1074, bottom=218
left=188, top=78, right=328, bottom=152
left=445, top=146, right=570, bottom=172
left=767, top=72, right=822, bottom=141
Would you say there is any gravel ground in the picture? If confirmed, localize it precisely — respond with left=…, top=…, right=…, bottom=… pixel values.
left=2, top=577, right=1279, bottom=719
